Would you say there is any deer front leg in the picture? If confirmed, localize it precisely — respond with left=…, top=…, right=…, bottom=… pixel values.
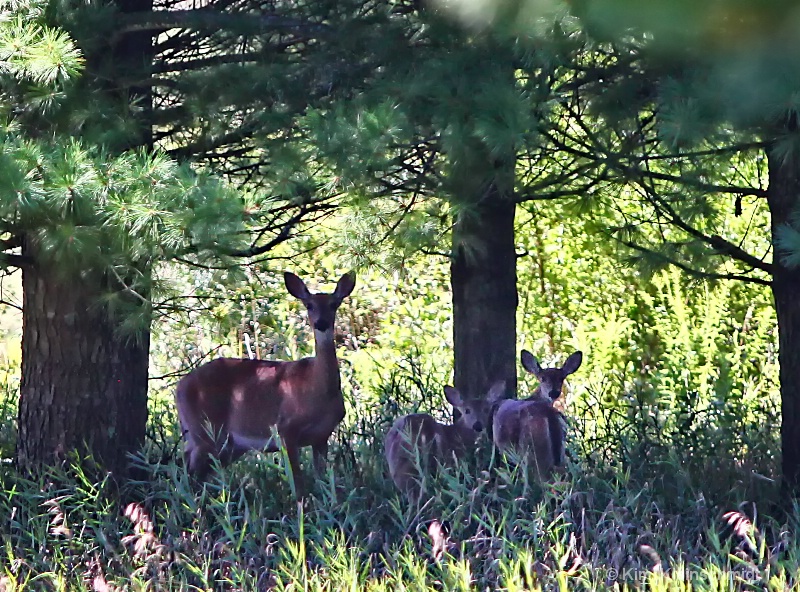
left=282, top=437, right=306, bottom=498
left=312, top=440, right=329, bottom=476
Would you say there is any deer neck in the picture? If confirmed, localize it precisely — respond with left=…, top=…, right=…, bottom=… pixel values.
left=310, top=328, right=341, bottom=389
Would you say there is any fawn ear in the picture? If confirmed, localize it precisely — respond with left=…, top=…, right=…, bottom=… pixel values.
left=335, top=272, right=356, bottom=299
left=521, top=350, right=543, bottom=376
left=284, top=272, right=311, bottom=300
left=563, top=351, right=583, bottom=375
left=485, top=380, right=506, bottom=403
left=443, top=385, right=464, bottom=408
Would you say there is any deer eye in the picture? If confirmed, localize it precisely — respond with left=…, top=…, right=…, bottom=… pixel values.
left=464, top=409, right=472, bottom=415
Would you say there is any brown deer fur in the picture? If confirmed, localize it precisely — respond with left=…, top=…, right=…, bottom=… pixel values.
left=385, top=381, right=505, bottom=501
left=492, top=350, right=582, bottom=480
left=175, top=272, right=355, bottom=495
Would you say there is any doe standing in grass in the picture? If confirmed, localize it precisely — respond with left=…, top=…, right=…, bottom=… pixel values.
left=175, top=271, right=356, bottom=496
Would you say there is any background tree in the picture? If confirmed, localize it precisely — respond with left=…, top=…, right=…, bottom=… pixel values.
left=443, top=0, right=800, bottom=492
left=0, top=0, right=283, bottom=473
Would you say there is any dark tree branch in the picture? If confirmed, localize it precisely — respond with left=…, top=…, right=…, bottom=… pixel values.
left=615, top=237, right=772, bottom=287
left=230, top=200, right=337, bottom=258
left=116, top=9, right=331, bottom=38
left=632, top=178, right=775, bottom=275
left=615, top=162, right=769, bottom=199
left=0, top=253, right=31, bottom=268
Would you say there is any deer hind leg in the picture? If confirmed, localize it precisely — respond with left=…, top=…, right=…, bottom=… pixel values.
left=385, top=433, right=422, bottom=502
left=184, top=437, right=214, bottom=482
left=183, top=422, right=233, bottom=482
left=388, top=459, right=423, bottom=503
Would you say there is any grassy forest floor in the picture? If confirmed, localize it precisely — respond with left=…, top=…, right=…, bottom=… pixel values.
left=0, top=246, right=792, bottom=590
left=0, top=386, right=795, bottom=592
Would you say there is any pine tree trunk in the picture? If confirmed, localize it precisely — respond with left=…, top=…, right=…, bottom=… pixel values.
left=14, top=0, right=155, bottom=476
left=451, top=176, right=518, bottom=401
left=16, top=240, right=150, bottom=475
left=767, top=142, right=800, bottom=495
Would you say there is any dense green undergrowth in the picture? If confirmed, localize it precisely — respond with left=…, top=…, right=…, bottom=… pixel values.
left=0, top=355, right=791, bottom=591
left=0, top=434, right=795, bottom=591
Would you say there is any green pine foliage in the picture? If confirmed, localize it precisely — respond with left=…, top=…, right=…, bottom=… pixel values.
left=0, top=129, right=251, bottom=323
left=0, top=4, right=266, bottom=335
left=0, top=4, right=83, bottom=85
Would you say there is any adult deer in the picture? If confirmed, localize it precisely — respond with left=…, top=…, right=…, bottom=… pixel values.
left=385, top=381, right=505, bottom=502
left=175, top=271, right=356, bottom=495
left=492, top=350, right=582, bottom=480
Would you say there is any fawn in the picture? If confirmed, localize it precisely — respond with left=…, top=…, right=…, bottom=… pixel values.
left=492, top=350, right=582, bottom=480
left=385, top=381, right=505, bottom=501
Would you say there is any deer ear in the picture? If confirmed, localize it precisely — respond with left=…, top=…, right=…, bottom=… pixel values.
left=284, top=272, right=311, bottom=300
left=443, top=385, right=464, bottom=408
left=335, top=272, right=356, bottom=299
left=563, top=351, right=583, bottom=375
left=486, top=380, right=506, bottom=403
left=521, top=350, right=542, bottom=376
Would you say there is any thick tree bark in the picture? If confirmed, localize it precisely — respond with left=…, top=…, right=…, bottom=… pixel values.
left=451, top=176, right=518, bottom=401
left=16, top=240, right=150, bottom=475
left=767, top=142, right=800, bottom=495
left=14, top=0, right=155, bottom=475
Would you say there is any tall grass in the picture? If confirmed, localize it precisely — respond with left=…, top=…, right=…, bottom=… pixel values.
left=0, top=356, right=793, bottom=592
left=0, top=445, right=796, bottom=590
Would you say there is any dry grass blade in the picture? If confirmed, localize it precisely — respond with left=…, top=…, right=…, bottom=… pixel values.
left=722, top=509, right=758, bottom=556
left=122, top=502, right=161, bottom=558
left=427, top=519, right=450, bottom=562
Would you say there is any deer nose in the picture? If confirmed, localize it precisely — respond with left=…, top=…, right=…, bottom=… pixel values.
left=473, top=421, right=484, bottom=432
left=314, top=319, right=332, bottom=331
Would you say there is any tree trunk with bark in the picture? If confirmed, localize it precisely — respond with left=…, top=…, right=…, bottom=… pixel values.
left=15, top=0, right=155, bottom=476
left=451, top=173, right=518, bottom=401
left=16, top=240, right=150, bottom=475
left=767, top=139, right=800, bottom=496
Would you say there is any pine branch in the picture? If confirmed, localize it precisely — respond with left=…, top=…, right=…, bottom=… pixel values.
left=615, top=161, right=769, bottom=198
left=152, top=52, right=266, bottom=74
left=635, top=181, right=774, bottom=275
left=0, top=297, right=22, bottom=312
left=165, top=127, right=260, bottom=160
left=173, top=256, right=237, bottom=271
left=550, top=104, right=769, bottom=198
left=116, top=9, right=332, bottom=39
left=641, top=141, right=767, bottom=161
left=615, top=237, right=772, bottom=287
left=229, top=200, right=337, bottom=258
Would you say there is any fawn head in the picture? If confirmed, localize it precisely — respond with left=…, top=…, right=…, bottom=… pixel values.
left=444, top=380, right=506, bottom=433
left=521, top=350, right=583, bottom=401
left=284, top=272, right=356, bottom=333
